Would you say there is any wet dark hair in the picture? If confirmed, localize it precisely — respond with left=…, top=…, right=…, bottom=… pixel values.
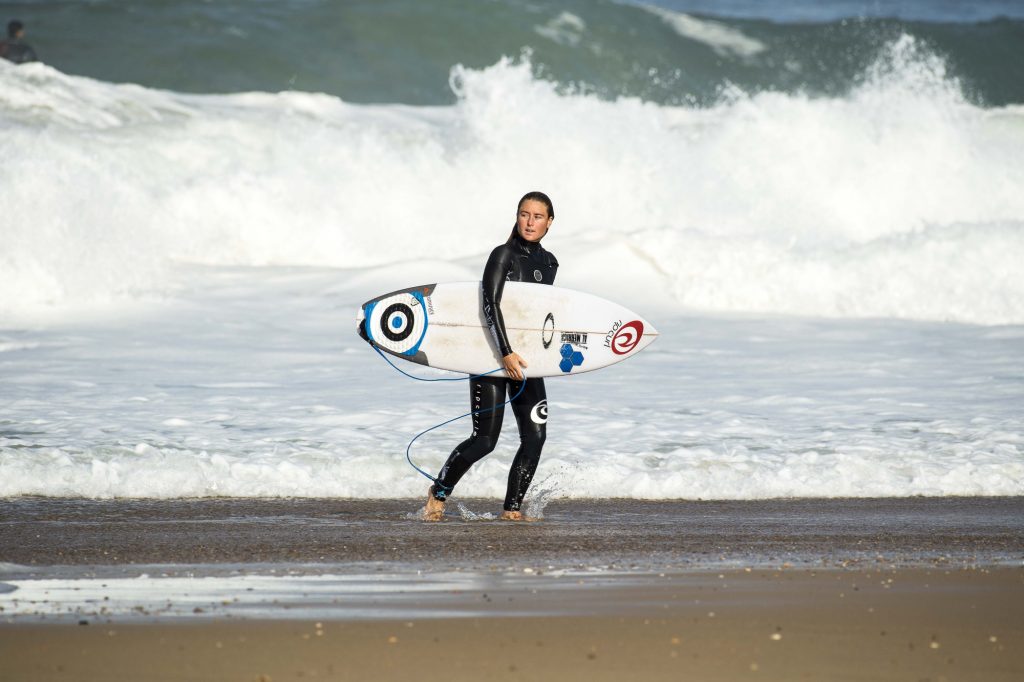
left=8, top=20, right=24, bottom=38
left=507, top=191, right=554, bottom=243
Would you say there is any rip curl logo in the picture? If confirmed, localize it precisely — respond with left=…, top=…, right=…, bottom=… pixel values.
left=610, top=320, right=644, bottom=355
left=530, top=399, right=548, bottom=424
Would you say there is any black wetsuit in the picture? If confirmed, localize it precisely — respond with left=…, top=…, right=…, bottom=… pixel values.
left=431, top=231, right=558, bottom=511
left=0, top=39, right=37, bottom=64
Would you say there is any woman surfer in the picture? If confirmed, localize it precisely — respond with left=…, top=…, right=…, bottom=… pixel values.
left=425, top=191, right=558, bottom=521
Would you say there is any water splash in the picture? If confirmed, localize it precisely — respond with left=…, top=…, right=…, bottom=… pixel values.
left=523, top=474, right=566, bottom=520
left=454, top=502, right=497, bottom=521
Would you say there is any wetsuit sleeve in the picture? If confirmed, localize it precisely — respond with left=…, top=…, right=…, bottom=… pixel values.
left=482, top=245, right=514, bottom=357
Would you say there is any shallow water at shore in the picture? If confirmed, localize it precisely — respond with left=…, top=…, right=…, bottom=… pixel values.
left=2, top=497, right=1021, bottom=574
left=4, top=266, right=1023, bottom=502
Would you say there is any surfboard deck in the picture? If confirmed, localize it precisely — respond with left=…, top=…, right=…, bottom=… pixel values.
left=359, top=282, right=658, bottom=377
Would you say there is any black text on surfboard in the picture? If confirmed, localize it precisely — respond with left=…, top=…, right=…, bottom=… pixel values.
left=604, top=320, right=622, bottom=349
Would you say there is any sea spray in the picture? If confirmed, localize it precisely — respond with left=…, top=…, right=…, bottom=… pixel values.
left=523, top=474, right=566, bottom=520
left=454, top=502, right=498, bottom=521
left=3, top=37, right=1023, bottom=323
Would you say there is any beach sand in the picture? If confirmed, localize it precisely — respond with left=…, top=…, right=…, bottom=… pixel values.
left=1, top=497, right=1022, bottom=681
left=2, top=568, right=1021, bottom=681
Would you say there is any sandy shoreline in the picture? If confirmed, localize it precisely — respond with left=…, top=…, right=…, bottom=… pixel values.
left=2, top=568, right=1021, bottom=681
left=2, top=497, right=1022, bottom=680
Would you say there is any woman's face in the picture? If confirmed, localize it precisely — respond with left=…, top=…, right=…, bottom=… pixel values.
left=516, top=199, right=553, bottom=242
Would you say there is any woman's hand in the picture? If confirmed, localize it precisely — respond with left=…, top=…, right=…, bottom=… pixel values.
left=502, top=352, right=528, bottom=381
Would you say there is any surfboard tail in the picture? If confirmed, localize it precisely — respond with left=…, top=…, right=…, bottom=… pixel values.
left=360, top=284, right=438, bottom=367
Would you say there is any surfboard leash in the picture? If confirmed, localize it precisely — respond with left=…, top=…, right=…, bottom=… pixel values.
left=370, top=345, right=527, bottom=489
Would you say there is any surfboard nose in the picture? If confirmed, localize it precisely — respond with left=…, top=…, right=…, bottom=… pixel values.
left=640, top=318, right=659, bottom=348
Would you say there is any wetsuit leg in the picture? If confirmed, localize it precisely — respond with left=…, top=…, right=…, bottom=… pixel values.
left=503, top=377, right=547, bottom=512
left=432, top=376, right=506, bottom=499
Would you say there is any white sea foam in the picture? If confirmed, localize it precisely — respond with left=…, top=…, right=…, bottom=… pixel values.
left=2, top=39, right=1023, bottom=324
left=638, top=5, right=767, bottom=57
left=535, top=12, right=587, bottom=48
left=0, top=568, right=708, bottom=620
left=0, top=267, right=1020, bottom=500
left=0, top=572, right=498, bottom=620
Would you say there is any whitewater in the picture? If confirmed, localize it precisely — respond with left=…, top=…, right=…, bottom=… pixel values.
left=1, top=35, right=1023, bottom=501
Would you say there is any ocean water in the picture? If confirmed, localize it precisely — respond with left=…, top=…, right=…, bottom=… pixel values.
left=1, top=0, right=1022, bottom=500
left=7, top=0, right=1024, bottom=105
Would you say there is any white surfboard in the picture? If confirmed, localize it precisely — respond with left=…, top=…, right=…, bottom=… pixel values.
left=358, top=282, right=658, bottom=377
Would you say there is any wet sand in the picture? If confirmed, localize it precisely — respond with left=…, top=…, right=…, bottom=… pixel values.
left=2, top=496, right=1022, bottom=570
left=1, top=497, right=1022, bottom=680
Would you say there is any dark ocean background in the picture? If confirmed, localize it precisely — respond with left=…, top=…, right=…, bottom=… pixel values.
left=3, top=0, right=1023, bottom=105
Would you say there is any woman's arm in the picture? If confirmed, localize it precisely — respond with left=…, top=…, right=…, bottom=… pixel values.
left=482, top=245, right=527, bottom=379
left=482, top=245, right=513, bottom=357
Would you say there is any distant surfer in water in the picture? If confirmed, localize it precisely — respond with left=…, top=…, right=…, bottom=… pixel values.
left=1, top=20, right=38, bottom=64
left=424, top=191, right=558, bottom=521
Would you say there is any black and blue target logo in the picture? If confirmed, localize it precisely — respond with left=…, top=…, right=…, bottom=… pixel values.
left=380, top=302, right=415, bottom=342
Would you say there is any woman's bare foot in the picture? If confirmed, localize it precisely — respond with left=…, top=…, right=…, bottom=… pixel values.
left=424, top=490, right=446, bottom=521
left=500, top=510, right=541, bottom=522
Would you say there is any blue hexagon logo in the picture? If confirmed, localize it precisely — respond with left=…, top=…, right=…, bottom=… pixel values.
left=558, top=344, right=585, bottom=373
